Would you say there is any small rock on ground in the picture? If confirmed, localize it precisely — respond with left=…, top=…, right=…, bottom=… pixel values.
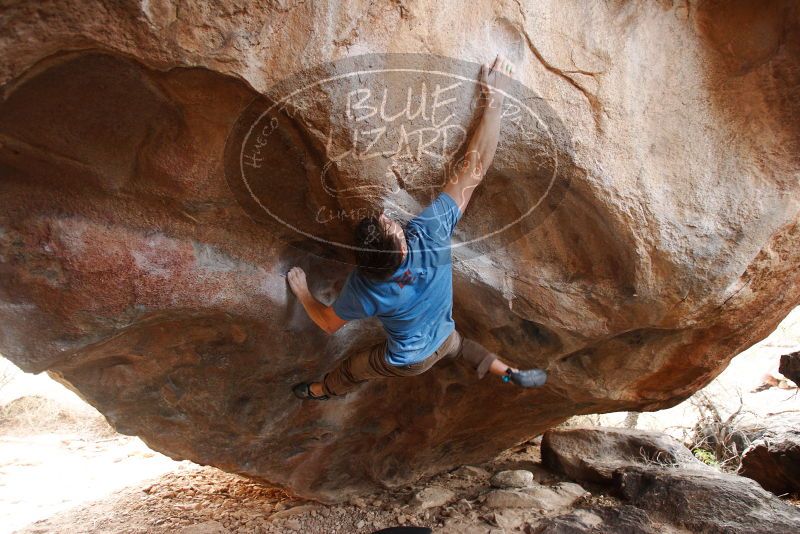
left=410, top=486, right=455, bottom=509
left=451, top=465, right=490, bottom=480
left=484, top=481, right=588, bottom=511
left=490, top=469, right=534, bottom=489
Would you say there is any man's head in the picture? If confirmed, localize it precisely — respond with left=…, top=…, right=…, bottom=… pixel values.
left=354, top=213, right=406, bottom=279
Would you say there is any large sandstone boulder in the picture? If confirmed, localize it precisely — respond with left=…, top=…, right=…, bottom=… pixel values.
left=1, top=1, right=799, bottom=501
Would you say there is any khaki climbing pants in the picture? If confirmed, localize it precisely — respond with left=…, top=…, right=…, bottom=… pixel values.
left=322, top=329, right=497, bottom=397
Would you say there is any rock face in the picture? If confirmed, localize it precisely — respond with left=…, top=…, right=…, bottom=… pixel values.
left=543, top=427, right=800, bottom=533
left=1, top=1, right=800, bottom=502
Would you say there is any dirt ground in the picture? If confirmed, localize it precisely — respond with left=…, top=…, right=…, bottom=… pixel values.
left=0, top=388, right=634, bottom=534
left=0, top=367, right=601, bottom=534
left=3, top=392, right=797, bottom=534
left=11, top=431, right=646, bottom=534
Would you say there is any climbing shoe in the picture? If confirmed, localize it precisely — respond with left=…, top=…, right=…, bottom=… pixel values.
left=503, top=368, right=547, bottom=388
left=292, top=382, right=330, bottom=401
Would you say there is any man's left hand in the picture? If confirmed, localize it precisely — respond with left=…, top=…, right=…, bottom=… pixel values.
left=480, top=54, right=515, bottom=107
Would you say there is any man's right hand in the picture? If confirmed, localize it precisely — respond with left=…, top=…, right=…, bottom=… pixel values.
left=287, top=266, right=310, bottom=301
left=286, top=266, right=347, bottom=334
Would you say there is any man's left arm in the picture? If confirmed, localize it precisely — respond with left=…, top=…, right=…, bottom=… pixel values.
left=287, top=267, right=347, bottom=334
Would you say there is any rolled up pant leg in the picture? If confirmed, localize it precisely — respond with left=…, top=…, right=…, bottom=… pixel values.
left=447, top=331, right=498, bottom=379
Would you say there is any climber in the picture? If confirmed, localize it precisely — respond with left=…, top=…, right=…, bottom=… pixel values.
left=289, top=55, right=548, bottom=400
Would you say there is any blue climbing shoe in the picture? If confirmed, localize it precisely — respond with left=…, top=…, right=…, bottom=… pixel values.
left=504, top=368, right=547, bottom=388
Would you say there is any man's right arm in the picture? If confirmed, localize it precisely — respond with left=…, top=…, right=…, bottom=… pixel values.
left=287, top=267, right=347, bottom=334
left=444, top=55, right=514, bottom=214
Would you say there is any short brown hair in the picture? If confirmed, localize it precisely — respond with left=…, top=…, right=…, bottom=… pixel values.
left=354, top=216, right=403, bottom=279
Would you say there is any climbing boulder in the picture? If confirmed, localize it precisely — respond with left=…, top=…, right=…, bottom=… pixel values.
left=1, top=1, right=800, bottom=501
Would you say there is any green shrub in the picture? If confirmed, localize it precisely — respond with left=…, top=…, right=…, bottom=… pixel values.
left=692, top=447, right=719, bottom=467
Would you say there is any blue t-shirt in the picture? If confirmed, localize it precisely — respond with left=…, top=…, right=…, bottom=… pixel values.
left=333, top=192, right=462, bottom=366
